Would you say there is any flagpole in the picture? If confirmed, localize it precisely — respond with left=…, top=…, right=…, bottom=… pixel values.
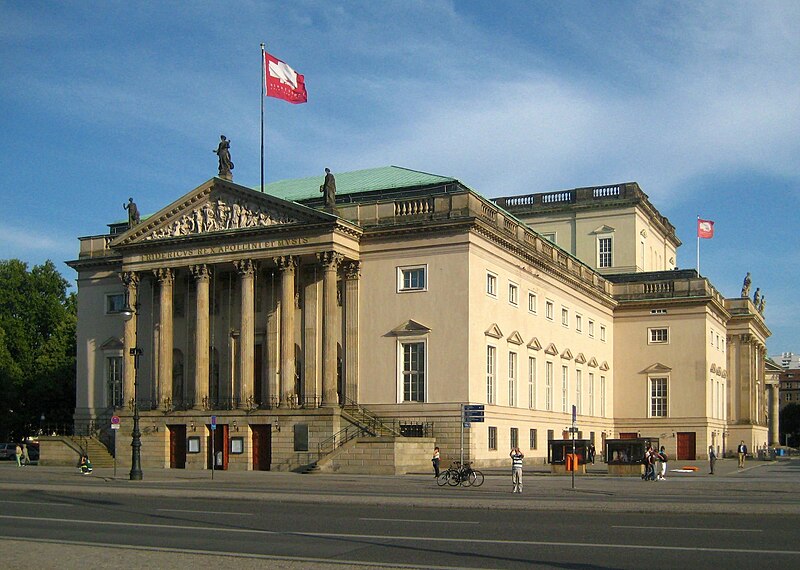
left=260, top=43, right=265, bottom=193
left=696, top=216, right=700, bottom=275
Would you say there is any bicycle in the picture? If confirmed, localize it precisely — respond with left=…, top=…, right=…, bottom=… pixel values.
left=439, top=461, right=484, bottom=487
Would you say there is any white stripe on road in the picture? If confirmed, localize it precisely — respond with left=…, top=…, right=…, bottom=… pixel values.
left=360, top=517, right=479, bottom=524
left=613, top=525, right=762, bottom=533
left=157, top=508, right=254, bottom=516
left=0, top=500, right=74, bottom=507
left=0, top=514, right=796, bottom=556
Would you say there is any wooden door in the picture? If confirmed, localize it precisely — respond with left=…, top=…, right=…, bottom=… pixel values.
left=251, top=424, right=272, bottom=471
left=677, top=432, right=696, bottom=460
left=169, top=424, right=187, bottom=469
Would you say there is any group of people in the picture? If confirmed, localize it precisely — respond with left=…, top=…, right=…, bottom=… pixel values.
left=13, top=443, right=32, bottom=467
left=642, top=445, right=669, bottom=481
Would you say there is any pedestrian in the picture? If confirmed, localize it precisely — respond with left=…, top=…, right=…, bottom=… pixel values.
left=656, top=446, right=668, bottom=480
left=642, top=446, right=656, bottom=481
left=588, top=443, right=596, bottom=465
left=15, top=444, right=22, bottom=467
left=79, top=454, right=93, bottom=475
left=432, top=446, right=440, bottom=478
left=708, top=445, right=717, bottom=475
left=510, top=447, right=524, bottom=493
left=22, top=444, right=31, bottom=466
left=737, top=440, right=748, bottom=469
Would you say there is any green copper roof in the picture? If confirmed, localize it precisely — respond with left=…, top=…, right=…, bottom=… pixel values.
left=259, top=166, right=457, bottom=201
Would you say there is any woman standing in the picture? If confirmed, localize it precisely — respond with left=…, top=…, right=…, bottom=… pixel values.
left=431, top=447, right=440, bottom=478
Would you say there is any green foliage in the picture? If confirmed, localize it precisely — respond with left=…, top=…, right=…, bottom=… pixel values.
left=0, top=259, right=76, bottom=440
left=780, top=403, right=800, bottom=447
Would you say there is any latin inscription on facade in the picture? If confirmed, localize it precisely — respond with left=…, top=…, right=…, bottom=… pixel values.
left=141, top=237, right=310, bottom=262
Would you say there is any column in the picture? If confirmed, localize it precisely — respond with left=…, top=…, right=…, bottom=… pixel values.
left=318, top=251, right=342, bottom=407
left=303, top=267, right=320, bottom=407
left=121, top=271, right=139, bottom=409
left=191, top=264, right=211, bottom=410
left=265, top=270, right=279, bottom=407
left=769, top=382, right=780, bottom=446
left=275, top=256, right=297, bottom=405
left=155, top=267, right=174, bottom=410
left=234, top=259, right=257, bottom=409
left=343, top=261, right=360, bottom=404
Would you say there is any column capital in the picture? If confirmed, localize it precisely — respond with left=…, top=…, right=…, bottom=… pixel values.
left=120, top=271, right=140, bottom=288
left=154, top=267, right=174, bottom=284
left=317, top=251, right=344, bottom=269
left=343, top=261, right=361, bottom=280
left=233, top=259, right=259, bottom=277
left=190, top=264, right=212, bottom=282
left=274, top=255, right=298, bottom=272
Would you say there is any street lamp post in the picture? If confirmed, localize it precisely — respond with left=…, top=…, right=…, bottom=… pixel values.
left=121, top=302, right=143, bottom=481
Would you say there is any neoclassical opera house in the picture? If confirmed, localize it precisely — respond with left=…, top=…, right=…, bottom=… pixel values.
left=68, top=166, right=775, bottom=472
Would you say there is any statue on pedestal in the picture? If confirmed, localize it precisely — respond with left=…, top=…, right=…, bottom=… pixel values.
left=214, top=135, right=234, bottom=179
left=753, top=287, right=761, bottom=307
left=319, top=167, right=336, bottom=210
left=758, top=296, right=766, bottom=314
left=741, top=272, right=751, bottom=298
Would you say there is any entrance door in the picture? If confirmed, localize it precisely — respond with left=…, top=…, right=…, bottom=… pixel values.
left=251, top=424, right=272, bottom=471
left=168, top=424, right=187, bottom=469
left=207, top=424, right=229, bottom=470
left=677, top=432, right=696, bottom=460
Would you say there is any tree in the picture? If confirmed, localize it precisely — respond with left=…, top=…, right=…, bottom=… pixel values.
left=0, top=259, right=76, bottom=440
left=780, top=403, right=800, bottom=448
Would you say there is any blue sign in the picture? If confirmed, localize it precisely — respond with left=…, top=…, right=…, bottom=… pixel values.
left=463, top=412, right=485, bottom=423
left=572, top=405, right=577, bottom=425
left=210, top=415, right=217, bottom=430
left=464, top=405, right=485, bottom=411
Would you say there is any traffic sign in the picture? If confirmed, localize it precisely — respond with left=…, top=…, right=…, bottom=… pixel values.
left=210, top=415, right=217, bottom=430
left=111, top=415, right=120, bottom=430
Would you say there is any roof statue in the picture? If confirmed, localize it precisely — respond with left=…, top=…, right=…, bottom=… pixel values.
left=741, top=272, right=751, bottom=298
left=214, top=135, right=234, bottom=180
left=319, top=167, right=336, bottom=211
left=123, top=197, right=140, bottom=227
left=753, top=287, right=761, bottom=306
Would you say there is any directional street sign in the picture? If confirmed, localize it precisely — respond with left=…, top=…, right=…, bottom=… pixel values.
left=464, top=405, right=485, bottom=411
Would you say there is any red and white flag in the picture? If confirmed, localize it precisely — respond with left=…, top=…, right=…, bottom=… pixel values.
left=697, top=218, right=714, bottom=239
left=264, top=51, right=307, bottom=104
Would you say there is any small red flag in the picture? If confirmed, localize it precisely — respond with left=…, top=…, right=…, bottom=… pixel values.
left=264, top=51, right=307, bottom=104
left=697, top=218, right=714, bottom=239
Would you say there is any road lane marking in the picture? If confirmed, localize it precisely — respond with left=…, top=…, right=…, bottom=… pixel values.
left=613, top=525, right=762, bottom=532
left=0, top=500, right=74, bottom=507
left=157, top=508, right=254, bottom=516
left=0, top=514, right=797, bottom=556
left=360, top=517, right=479, bottom=524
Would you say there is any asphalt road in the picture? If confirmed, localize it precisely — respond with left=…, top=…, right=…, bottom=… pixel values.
left=1, top=458, right=799, bottom=568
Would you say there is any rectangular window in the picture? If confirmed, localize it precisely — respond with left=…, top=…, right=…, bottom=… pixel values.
left=576, top=314, right=582, bottom=333
left=508, top=283, right=519, bottom=306
left=486, top=272, right=497, bottom=297
left=106, top=356, right=123, bottom=408
left=530, top=428, right=538, bottom=450
left=508, top=351, right=518, bottom=407
left=561, top=366, right=569, bottom=413
left=106, top=293, right=125, bottom=315
left=588, top=372, right=595, bottom=416
left=528, top=292, right=538, bottom=313
left=401, top=341, right=425, bottom=402
left=545, top=361, right=554, bottom=411
left=650, top=377, right=668, bottom=417
left=547, top=429, right=554, bottom=443
left=575, top=370, right=582, bottom=415
left=598, top=236, right=613, bottom=268
left=561, top=307, right=569, bottom=327
left=600, top=375, right=606, bottom=417
left=545, top=300, right=554, bottom=321
left=588, top=320, right=595, bottom=338
left=398, top=265, right=427, bottom=292
left=649, top=328, right=669, bottom=344
left=486, top=346, right=496, bottom=404
left=528, top=356, right=536, bottom=409
left=488, top=426, right=498, bottom=450
left=600, top=325, right=606, bottom=342
left=510, top=427, right=519, bottom=449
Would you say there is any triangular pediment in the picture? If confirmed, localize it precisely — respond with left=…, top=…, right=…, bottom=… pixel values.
left=99, top=337, right=124, bottom=351
left=544, top=343, right=559, bottom=356
left=111, top=177, right=336, bottom=247
left=507, top=331, right=524, bottom=345
left=574, top=352, right=586, bottom=364
left=587, top=357, right=598, bottom=368
left=560, top=348, right=573, bottom=360
left=527, top=337, right=542, bottom=351
left=599, top=361, right=610, bottom=371
left=641, top=362, right=671, bottom=374
left=390, top=319, right=431, bottom=336
left=485, top=324, right=503, bottom=339
left=710, top=363, right=717, bottom=374
left=592, top=224, right=615, bottom=235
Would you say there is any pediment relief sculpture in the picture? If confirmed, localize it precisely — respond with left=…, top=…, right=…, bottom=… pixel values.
left=145, top=196, right=299, bottom=241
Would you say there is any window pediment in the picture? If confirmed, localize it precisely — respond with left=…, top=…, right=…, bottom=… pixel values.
left=560, top=348, right=573, bottom=360
left=507, top=331, right=524, bottom=345
left=641, top=362, right=671, bottom=374
left=485, top=323, right=503, bottom=339
left=587, top=357, right=599, bottom=368
left=527, top=337, right=542, bottom=351
left=544, top=343, right=559, bottom=356
left=574, top=352, right=586, bottom=364
left=599, top=361, right=610, bottom=371
left=100, top=337, right=124, bottom=351
left=592, top=224, right=615, bottom=235
left=389, top=319, right=431, bottom=336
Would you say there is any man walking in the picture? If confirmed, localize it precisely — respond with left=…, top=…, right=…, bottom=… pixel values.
left=510, top=447, right=524, bottom=493
left=737, top=441, right=748, bottom=469
left=708, top=445, right=717, bottom=475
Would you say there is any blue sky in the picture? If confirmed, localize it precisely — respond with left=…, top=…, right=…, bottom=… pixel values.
left=1, top=1, right=798, bottom=354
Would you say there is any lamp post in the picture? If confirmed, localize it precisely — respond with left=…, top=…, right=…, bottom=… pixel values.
left=120, top=302, right=143, bottom=481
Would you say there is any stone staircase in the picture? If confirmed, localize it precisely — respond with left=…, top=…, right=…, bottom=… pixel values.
left=69, top=436, right=115, bottom=468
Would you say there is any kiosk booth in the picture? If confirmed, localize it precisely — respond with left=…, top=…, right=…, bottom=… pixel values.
left=605, top=437, right=659, bottom=476
left=548, top=439, right=590, bottom=474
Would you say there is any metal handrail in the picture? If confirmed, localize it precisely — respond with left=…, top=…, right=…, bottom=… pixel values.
left=341, top=396, right=402, bottom=437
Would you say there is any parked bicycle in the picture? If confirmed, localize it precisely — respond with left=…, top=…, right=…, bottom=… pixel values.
left=436, top=461, right=484, bottom=487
